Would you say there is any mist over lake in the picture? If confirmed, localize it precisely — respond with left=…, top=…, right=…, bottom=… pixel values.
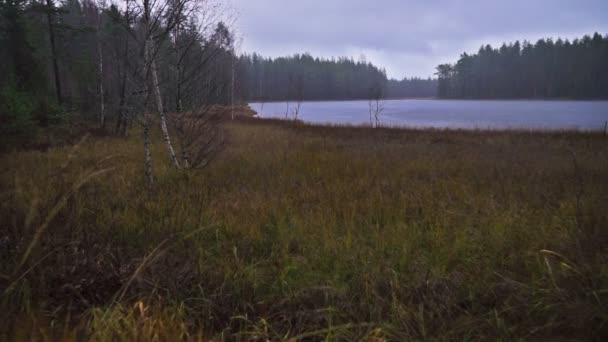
left=252, top=100, right=608, bottom=130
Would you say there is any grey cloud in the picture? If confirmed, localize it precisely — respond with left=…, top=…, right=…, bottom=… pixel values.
left=234, top=0, right=608, bottom=77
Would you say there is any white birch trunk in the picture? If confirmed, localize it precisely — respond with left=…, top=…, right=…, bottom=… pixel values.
left=147, top=37, right=181, bottom=169
left=143, top=36, right=154, bottom=186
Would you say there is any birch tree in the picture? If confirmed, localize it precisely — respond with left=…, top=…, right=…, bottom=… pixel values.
left=169, top=7, right=233, bottom=169
left=115, top=0, right=188, bottom=183
left=141, top=0, right=181, bottom=168
left=122, top=0, right=233, bottom=181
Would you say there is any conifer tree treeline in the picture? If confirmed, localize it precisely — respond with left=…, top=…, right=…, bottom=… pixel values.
left=0, top=0, right=234, bottom=139
left=236, top=53, right=387, bottom=102
left=1, top=0, right=439, bottom=144
left=236, top=53, right=438, bottom=102
left=436, top=33, right=608, bottom=99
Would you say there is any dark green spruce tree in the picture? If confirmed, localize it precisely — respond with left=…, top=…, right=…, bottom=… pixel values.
left=437, top=33, right=608, bottom=99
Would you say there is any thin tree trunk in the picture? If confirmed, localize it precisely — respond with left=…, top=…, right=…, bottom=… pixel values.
left=176, top=71, right=182, bottom=113
left=142, top=30, right=154, bottom=186
left=231, top=51, right=235, bottom=120
left=174, top=22, right=189, bottom=168
left=147, top=38, right=181, bottom=168
left=116, top=65, right=127, bottom=134
left=116, top=0, right=130, bottom=135
left=174, top=18, right=182, bottom=113
left=115, top=40, right=129, bottom=135
left=97, top=25, right=105, bottom=128
left=368, top=100, right=373, bottom=126
left=176, top=127, right=189, bottom=168
left=141, top=0, right=154, bottom=187
left=175, top=84, right=190, bottom=168
left=143, top=110, right=154, bottom=187
left=46, top=0, right=62, bottom=106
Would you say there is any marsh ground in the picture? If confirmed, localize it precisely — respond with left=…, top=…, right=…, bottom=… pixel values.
left=1, top=118, right=607, bottom=340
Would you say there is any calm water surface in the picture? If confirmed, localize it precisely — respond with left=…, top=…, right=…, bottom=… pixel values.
left=250, top=100, right=608, bottom=130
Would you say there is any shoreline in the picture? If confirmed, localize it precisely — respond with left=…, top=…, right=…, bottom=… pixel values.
left=236, top=116, right=608, bottom=134
left=247, top=98, right=608, bottom=104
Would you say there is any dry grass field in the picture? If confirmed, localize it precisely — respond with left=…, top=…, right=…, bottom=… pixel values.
left=1, top=118, right=607, bottom=340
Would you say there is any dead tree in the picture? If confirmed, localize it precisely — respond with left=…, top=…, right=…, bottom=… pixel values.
left=292, top=75, right=304, bottom=120
left=368, top=81, right=385, bottom=128
left=285, top=73, right=293, bottom=119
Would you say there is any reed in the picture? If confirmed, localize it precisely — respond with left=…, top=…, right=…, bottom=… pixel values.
left=1, top=119, right=607, bottom=340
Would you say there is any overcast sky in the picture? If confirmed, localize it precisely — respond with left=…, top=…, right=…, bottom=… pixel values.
left=232, top=0, right=608, bottom=79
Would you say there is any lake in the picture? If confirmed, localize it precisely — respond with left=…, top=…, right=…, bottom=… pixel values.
left=250, top=99, right=608, bottom=131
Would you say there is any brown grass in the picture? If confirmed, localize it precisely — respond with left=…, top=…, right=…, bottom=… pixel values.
left=1, top=118, right=607, bottom=340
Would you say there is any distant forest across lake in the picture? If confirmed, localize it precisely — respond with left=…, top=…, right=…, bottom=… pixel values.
left=237, top=33, right=608, bottom=102
left=236, top=54, right=438, bottom=101
left=436, top=33, right=608, bottom=99
left=1, top=0, right=605, bottom=143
